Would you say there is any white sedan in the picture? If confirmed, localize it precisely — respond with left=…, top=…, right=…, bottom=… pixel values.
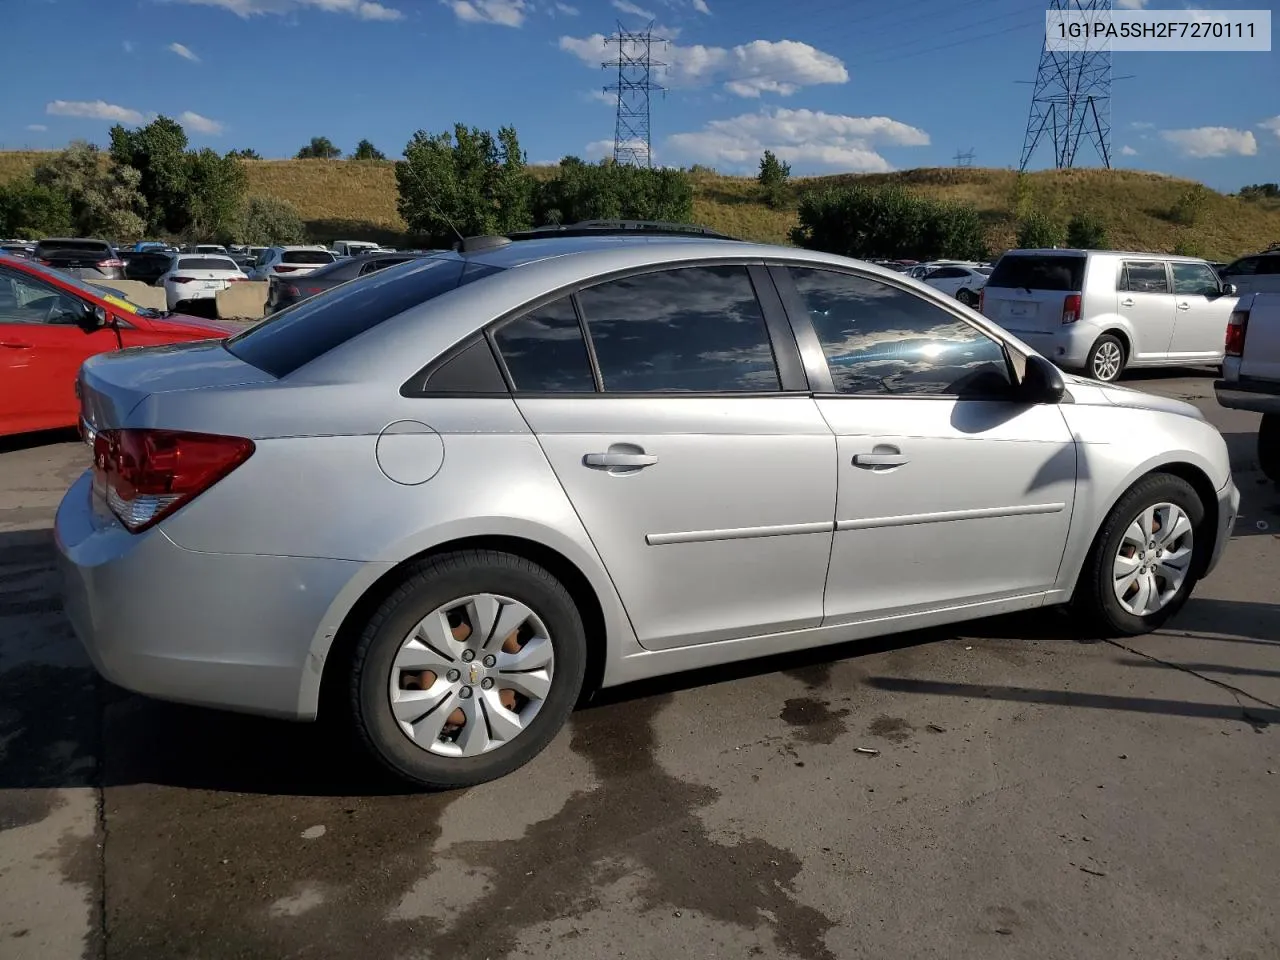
left=920, top=263, right=991, bottom=307
left=158, top=254, right=248, bottom=311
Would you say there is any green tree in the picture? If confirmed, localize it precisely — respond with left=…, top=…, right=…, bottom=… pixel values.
left=184, top=149, right=249, bottom=242
left=1238, top=183, right=1278, bottom=202
left=757, top=150, right=791, bottom=208
left=1015, top=211, right=1065, bottom=249
left=790, top=185, right=986, bottom=261
left=350, top=139, right=387, bottom=161
left=109, top=115, right=190, bottom=234
left=32, top=142, right=147, bottom=240
left=236, top=196, right=306, bottom=245
left=1065, top=212, right=1108, bottom=249
left=296, top=137, right=342, bottom=160
left=0, top=177, right=73, bottom=238
left=532, top=157, right=694, bottom=226
left=228, top=148, right=262, bottom=160
left=1169, top=184, right=1210, bottom=225
left=395, top=123, right=531, bottom=243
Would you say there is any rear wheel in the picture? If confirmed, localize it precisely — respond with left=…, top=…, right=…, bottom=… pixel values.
left=957, top=288, right=979, bottom=307
left=1072, top=474, right=1205, bottom=636
left=1259, top=413, right=1280, bottom=483
left=350, top=550, right=587, bottom=790
left=1086, top=334, right=1125, bottom=382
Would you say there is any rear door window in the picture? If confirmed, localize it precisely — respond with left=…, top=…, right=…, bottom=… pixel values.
left=1121, top=261, right=1171, bottom=294
left=986, top=256, right=1085, bottom=291
left=226, top=256, right=502, bottom=377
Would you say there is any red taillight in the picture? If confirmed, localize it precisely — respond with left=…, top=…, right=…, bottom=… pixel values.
left=1061, top=293, right=1081, bottom=325
left=170, top=276, right=196, bottom=284
left=1224, top=309, right=1249, bottom=357
left=281, top=283, right=301, bottom=298
left=38, top=258, right=52, bottom=265
left=273, top=265, right=299, bottom=273
left=92, top=429, right=255, bottom=533
left=98, top=258, right=125, bottom=269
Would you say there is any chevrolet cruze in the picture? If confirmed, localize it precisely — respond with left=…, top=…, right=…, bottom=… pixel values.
left=56, top=228, right=1239, bottom=789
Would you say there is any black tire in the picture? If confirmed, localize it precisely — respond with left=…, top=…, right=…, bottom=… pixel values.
left=349, top=550, right=587, bottom=790
left=1072, top=473, right=1206, bottom=637
left=1085, top=334, right=1126, bottom=382
left=957, top=288, right=978, bottom=307
left=1259, top=413, right=1280, bottom=484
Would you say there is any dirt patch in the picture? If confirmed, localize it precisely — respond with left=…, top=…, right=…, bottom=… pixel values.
left=867, top=715, right=915, bottom=744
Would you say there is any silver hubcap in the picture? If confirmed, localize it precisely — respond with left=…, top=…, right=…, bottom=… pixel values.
left=1092, top=341, right=1122, bottom=381
left=1112, top=502, right=1194, bottom=617
left=388, top=594, right=554, bottom=758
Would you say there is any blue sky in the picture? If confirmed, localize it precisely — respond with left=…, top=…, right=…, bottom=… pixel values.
left=2, top=0, right=1276, bottom=190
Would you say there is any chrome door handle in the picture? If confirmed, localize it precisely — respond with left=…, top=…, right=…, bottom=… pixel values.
left=1120, top=298, right=1134, bottom=307
left=0, top=341, right=33, bottom=349
left=584, top=452, right=658, bottom=468
left=1176, top=302, right=1191, bottom=310
left=853, top=453, right=910, bottom=467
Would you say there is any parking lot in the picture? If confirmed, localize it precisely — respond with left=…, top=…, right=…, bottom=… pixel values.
left=1, top=369, right=1277, bottom=960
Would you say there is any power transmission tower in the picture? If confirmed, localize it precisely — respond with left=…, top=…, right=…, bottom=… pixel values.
left=602, top=21, right=666, bottom=167
left=954, top=148, right=976, bottom=167
left=1019, top=0, right=1113, bottom=172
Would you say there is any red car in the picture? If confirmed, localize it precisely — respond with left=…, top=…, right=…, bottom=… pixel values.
left=0, top=253, right=238, bottom=437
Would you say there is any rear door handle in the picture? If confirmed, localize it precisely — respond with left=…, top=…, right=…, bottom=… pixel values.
left=584, top=452, right=658, bottom=468
left=1176, top=302, right=1191, bottom=310
left=853, top=453, right=910, bottom=467
left=1120, top=298, right=1134, bottom=307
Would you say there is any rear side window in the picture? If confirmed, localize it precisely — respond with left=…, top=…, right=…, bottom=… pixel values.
left=177, top=257, right=237, bottom=271
left=493, top=297, right=595, bottom=393
left=282, top=250, right=335, bottom=265
left=227, top=257, right=502, bottom=378
left=986, top=255, right=1085, bottom=292
left=1121, top=261, right=1170, bottom=294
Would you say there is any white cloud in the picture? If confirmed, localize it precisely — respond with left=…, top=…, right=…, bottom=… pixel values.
left=1120, top=144, right=1138, bottom=156
left=179, top=111, right=225, bottom=135
left=1114, top=0, right=1148, bottom=7
left=667, top=107, right=929, bottom=173
left=168, top=42, right=200, bottom=61
left=583, top=89, right=614, bottom=104
left=560, top=35, right=846, bottom=98
left=1259, top=116, right=1280, bottom=142
left=171, top=0, right=403, bottom=20
left=1161, top=126, right=1258, bottom=158
left=122, top=40, right=135, bottom=53
left=26, top=124, right=48, bottom=132
left=691, top=0, right=709, bottom=12
left=554, top=1, right=578, bottom=13
left=444, top=0, right=526, bottom=26
left=46, top=99, right=144, bottom=123
left=1129, top=121, right=1155, bottom=130
left=611, top=0, right=654, bottom=18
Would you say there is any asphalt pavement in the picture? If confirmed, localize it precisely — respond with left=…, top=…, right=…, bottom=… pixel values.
left=1, top=369, right=1277, bottom=960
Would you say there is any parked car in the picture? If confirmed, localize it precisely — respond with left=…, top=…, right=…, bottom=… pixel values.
left=121, top=249, right=176, bottom=286
left=0, top=242, right=35, bottom=259
left=264, top=250, right=436, bottom=314
left=920, top=263, right=991, bottom=306
left=0, top=255, right=234, bottom=436
left=34, top=238, right=125, bottom=280
left=331, top=240, right=381, bottom=258
left=182, top=244, right=230, bottom=256
left=1215, top=292, right=1280, bottom=482
left=980, top=249, right=1237, bottom=382
left=1217, top=250, right=1280, bottom=297
left=56, top=227, right=1239, bottom=790
left=249, top=245, right=336, bottom=280
left=228, top=252, right=257, bottom=272
left=158, top=254, right=249, bottom=311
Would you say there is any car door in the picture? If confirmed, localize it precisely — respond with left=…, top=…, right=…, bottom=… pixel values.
left=1117, top=259, right=1177, bottom=361
left=1169, top=261, right=1235, bottom=360
left=497, top=263, right=837, bottom=651
left=772, top=265, right=1077, bottom=625
left=0, top=266, right=120, bottom=433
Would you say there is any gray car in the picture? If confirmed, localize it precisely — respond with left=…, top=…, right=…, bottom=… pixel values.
left=33, top=238, right=125, bottom=280
left=57, top=233, right=1240, bottom=789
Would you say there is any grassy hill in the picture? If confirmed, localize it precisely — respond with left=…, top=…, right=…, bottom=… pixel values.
left=2, top=150, right=1277, bottom=260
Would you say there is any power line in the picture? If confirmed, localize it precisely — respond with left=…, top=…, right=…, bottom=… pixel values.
left=603, top=21, right=666, bottom=168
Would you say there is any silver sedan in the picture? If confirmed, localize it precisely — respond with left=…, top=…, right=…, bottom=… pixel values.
left=56, top=233, right=1240, bottom=789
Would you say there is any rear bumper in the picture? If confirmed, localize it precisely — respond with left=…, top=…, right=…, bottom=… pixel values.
left=1002, top=324, right=1096, bottom=368
left=1214, top=378, right=1280, bottom=415
left=55, top=471, right=376, bottom=720
left=1205, top=476, right=1240, bottom=578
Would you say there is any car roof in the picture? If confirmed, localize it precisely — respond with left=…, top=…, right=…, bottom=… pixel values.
left=1003, top=248, right=1212, bottom=262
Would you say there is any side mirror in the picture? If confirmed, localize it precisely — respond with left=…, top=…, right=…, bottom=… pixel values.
left=76, top=304, right=108, bottom=332
left=1222, top=282, right=1237, bottom=296
left=1019, top=353, right=1066, bottom=404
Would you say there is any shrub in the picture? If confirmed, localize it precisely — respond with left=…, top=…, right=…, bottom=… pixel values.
left=789, top=185, right=987, bottom=261
left=32, top=141, right=147, bottom=240
left=0, top=177, right=73, bottom=238
left=1169, top=184, right=1210, bottom=226
left=1016, top=211, right=1066, bottom=249
left=1065, top=212, right=1108, bottom=249
left=236, top=196, right=306, bottom=245
left=533, top=158, right=694, bottom=226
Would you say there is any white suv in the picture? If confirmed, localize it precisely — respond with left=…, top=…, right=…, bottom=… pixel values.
left=249, top=246, right=336, bottom=281
left=980, top=249, right=1238, bottom=382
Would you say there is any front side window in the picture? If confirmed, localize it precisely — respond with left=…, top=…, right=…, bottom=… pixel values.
left=786, top=267, right=1011, bottom=397
left=1121, top=261, right=1170, bottom=294
left=493, top=296, right=595, bottom=393
left=575, top=265, right=780, bottom=393
left=1171, top=262, right=1221, bottom=297
left=0, top=267, right=86, bottom=325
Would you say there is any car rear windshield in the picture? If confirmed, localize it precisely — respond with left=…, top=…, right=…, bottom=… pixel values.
left=282, top=250, right=335, bottom=265
left=986, top=255, right=1085, bottom=292
left=178, top=257, right=238, bottom=271
left=36, top=240, right=110, bottom=254
left=225, top=256, right=503, bottom=378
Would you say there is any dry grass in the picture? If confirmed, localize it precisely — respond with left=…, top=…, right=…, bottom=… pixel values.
left=3, top=151, right=1277, bottom=259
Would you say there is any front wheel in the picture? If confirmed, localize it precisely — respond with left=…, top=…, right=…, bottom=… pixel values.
left=1072, top=474, right=1205, bottom=636
left=350, top=550, right=587, bottom=790
left=1259, top=413, right=1280, bottom=483
left=1086, top=334, right=1126, bottom=382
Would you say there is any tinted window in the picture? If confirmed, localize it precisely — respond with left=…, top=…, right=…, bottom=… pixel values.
left=494, top=297, right=595, bottom=393
left=986, top=255, right=1085, bottom=292
left=1171, top=262, right=1220, bottom=296
left=227, top=256, right=502, bottom=378
left=1122, top=261, right=1170, bottom=294
left=0, top=267, right=85, bottom=325
left=576, top=265, right=780, bottom=393
left=928, top=267, right=968, bottom=279
left=282, top=250, right=335, bottom=265
left=177, top=257, right=238, bottom=271
left=787, top=267, right=1011, bottom=397
left=35, top=240, right=110, bottom=255
left=1259, top=255, right=1280, bottom=275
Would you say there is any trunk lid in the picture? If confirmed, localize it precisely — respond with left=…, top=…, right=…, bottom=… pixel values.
left=981, top=252, right=1087, bottom=335
left=39, top=246, right=116, bottom=270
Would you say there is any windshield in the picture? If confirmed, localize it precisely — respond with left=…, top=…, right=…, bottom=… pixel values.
left=36, top=240, right=111, bottom=255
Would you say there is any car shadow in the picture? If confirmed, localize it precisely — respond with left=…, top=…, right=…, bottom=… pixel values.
left=0, top=427, right=80, bottom=454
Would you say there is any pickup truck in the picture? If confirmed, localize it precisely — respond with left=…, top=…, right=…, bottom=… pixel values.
left=1215, top=292, right=1280, bottom=482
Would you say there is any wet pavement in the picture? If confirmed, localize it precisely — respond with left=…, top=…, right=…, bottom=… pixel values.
left=2, top=369, right=1278, bottom=960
